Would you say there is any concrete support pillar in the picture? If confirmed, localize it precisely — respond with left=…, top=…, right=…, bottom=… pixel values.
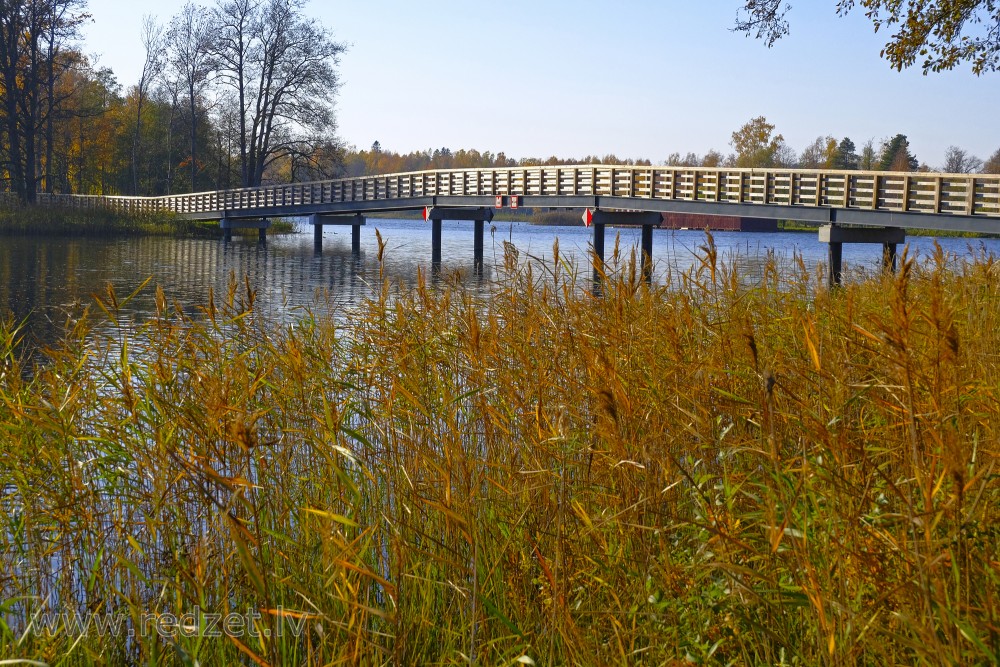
left=592, top=221, right=606, bottom=288
left=588, top=210, right=660, bottom=290
left=310, top=213, right=365, bottom=254
left=432, top=218, right=442, bottom=269
left=819, top=223, right=905, bottom=288
left=313, top=214, right=323, bottom=252
left=221, top=216, right=269, bottom=241
left=828, top=241, right=843, bottom=287
left=473, top=219, right=484, bottom=275
left=641, top=224, right=654, bottom=283
left=421, top=207, right=494, bottom=272
left=883, top=243, right=898, bottom=273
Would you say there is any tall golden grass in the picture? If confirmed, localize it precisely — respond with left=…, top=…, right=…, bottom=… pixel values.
left=0, top=237, right=997, bottom=665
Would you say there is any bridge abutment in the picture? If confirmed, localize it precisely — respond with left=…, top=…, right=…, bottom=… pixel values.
left=310, top=213, right=365, bottom=255
left=819, top=224, right=905, bottom=287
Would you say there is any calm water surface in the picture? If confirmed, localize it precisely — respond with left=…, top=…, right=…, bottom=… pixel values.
left=2, top=217, right=998, bottom=344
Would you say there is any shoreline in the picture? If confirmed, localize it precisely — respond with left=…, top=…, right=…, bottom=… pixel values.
left=0, top=204, right=297, bottom=238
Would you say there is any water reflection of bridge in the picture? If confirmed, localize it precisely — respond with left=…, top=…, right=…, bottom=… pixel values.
left=35, top=165, right=1000, bottom=286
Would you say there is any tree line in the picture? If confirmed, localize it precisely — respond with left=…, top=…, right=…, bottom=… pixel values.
left=344, top=118, right=1000, bottom=177
left=0, top=0, right=345, bottom=204
left=664, top=116, right=1000, bottom=174
left=340, top=142, right=654, bottom=177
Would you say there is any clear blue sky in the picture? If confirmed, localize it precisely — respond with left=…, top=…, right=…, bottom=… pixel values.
left=84, top=0, right=999, bottom=168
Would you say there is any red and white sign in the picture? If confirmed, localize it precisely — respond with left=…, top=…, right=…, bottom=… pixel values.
left=495, top=195, right=503, bottom=208
left=510, top=195, right=519, bottom=209
left=582, top=208, right=593, bottom=227
left=423, top=206, right=431, bottom=221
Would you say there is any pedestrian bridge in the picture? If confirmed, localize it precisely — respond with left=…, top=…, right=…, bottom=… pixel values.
left=31, top=164, right=1000, bottom=285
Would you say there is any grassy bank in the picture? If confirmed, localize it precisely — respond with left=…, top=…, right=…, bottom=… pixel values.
left=777, top=219, right=999, bottom=238
left=0, top=205, right=296, bottom=237
left=0, top=241, right=998, bottom=665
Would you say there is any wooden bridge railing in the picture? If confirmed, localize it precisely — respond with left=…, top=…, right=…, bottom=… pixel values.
left=15, top=165, right=1000, bottom=219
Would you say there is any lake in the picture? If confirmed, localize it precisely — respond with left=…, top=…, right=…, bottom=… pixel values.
left=2, top=217, right=998, bottom=345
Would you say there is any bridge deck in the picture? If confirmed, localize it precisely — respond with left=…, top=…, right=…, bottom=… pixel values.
left=25, top=164, right=1000, bottom=234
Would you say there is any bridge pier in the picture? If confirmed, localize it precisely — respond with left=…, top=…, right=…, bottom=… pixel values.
left=474, top=219, right=485, bottom=274
left=221, top=217, right=271, bottom=243
left=423, top=207, right=494, bottom=274
left=589, top=210, right=662, bottom=288
left=310, top=213, right=365, bottom=255
left=883, top=242, right=899, bottom=273
left=641, top=223, right=654, bottom=282
left=432, top=219, right=442, bottom=267
left=592, top=221, right=605, bottom=287
left=819, top=224, right=905, bottom=287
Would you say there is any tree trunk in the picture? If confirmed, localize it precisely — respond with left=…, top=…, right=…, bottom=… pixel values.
left=3, top=91, right=27, bottom=202
left=0, top=3, right=28, bottom=203
left=23, top=8, right=40, bottom=203
left=238, top=55, right=249, bottom=187
left=44, top=5, right=56, bottom=194
left=189, top=81, right=197, bottom=192
left=132, top=95, right=144, bottom=195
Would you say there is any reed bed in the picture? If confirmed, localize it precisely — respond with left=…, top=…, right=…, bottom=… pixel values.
left=0, top=238, right=998, bottom=665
